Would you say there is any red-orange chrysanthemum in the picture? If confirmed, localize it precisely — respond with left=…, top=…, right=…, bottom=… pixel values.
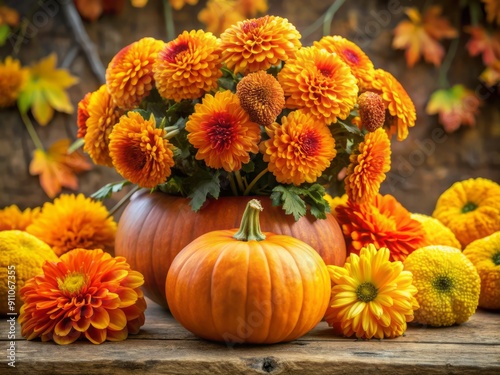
left=261, top=110, right=337, bottom=185
left=369, top=69, right=416, bottom=141
left=314, top=35, right=375, bottom=90
left=345, top=128, right=391, bottom=204
left=19, top=248, right=146, bottom=345
left=278, top=46, right=358, bottom=125
left=109, top=112, right=175, bottom=188
left=84, top=85, right=122, bottom=167
left=0, top=205, right=40, bottom=231
left=220, top=15, right=302, bottom=74
left=336, top=194, right=427, bottom=262
left=186, top=90, right=261, bottom=172
left=153, top=30, right=222, bottom=102
left=77, top=91, right=92, bottom=139
left=106, top=37, right=164, bottom=110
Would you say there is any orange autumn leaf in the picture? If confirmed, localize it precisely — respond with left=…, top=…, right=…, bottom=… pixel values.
left=393, top=6, right=458, bottom=68
left=465, top=25, right=500, bottom=66
left=29, top=138, right=92, bottom=198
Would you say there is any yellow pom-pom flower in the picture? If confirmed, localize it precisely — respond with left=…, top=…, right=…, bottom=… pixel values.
left=0, top=205, right=40, bottom=231
left=411, top=213, right=461, bottom=250
left=403, top=245, right=480, bottom=326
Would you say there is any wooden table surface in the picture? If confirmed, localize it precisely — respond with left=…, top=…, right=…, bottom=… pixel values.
left=1, top=298, right=499, bottom=374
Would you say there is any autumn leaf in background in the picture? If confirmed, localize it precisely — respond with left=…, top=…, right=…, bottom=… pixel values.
left=465, top=25, right=500, bottom=66
left=17, top=53, right=79, bottom=126
left=482, top=0, right=500, bottom=25
left=0, top=5, right=19, bottom=46
left=480, top=59, right=500, bottom=88
left=393, top=6, right=458, bottom=68
left=29, top=139, right=92, bottom=198
left=426, top=85, right=481, bottom=133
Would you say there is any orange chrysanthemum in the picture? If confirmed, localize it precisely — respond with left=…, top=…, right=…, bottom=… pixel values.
left=77, top=92, right=92, bottom=139
left=84, top=85, right=122, bottom=167
left=186, top=90, right=261, bottom=172
left=369, top=69, right=416, bottom=141
left=109, top=112, right=175, bottom=188
left=26, top=194, right=117, bottom=257
left=106, top=37, right=164, bottom=110
left=153, top=30, right=222, bottom=102
left=336, top=194, right=427, bottom=262
left=236, top=71, right=285, bottom=126
left=220, top=15, right=301, bottom=74
left=0, top=205, right=40, bottom=231
left=278, top=46, right=358, bottom=125
left=357, top=91, right=385, bottom=132
left=0, top=56, right=28, bottom=108
left=314, top=35, right=375, bottom=90
left=261, top=110, right=337, bottom=185
left=19, top=248, right=146, bottom=345
left=345, top=128, right=391, bottom=204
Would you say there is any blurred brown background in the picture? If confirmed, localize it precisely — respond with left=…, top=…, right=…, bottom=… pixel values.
left=1, top=0, right=499, bottom=216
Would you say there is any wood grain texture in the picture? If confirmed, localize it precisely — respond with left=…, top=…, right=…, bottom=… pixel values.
left=1, top=299, right=499, bottom=374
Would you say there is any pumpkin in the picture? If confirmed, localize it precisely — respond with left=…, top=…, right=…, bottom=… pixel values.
left=115, top=190, right=346, bottom=308
left=166, top=199, right=331, bottom=344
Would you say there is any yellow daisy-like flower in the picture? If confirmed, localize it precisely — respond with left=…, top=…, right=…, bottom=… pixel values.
left=153, top=30, right=222, bottom=102
left=345, top=128, right=391, bottom=204
left=84, top=85, right=122, bottom=167
left=432, top=178, right=500, bottom=247
left=220, top=15, right=302, bottom=74
left=324, top=194, right=348, bottom=219
left=186, top=90, right=261, bottom=172
left=0, top=205, right=40, bottom=231
left=106, top=37, right=164, bottom=110
left=0, top=56, right=29, bottom=108
left=326, top=244, right=418, bottom=339
left=314, top=35, right=375, bottom=90
left=369, top=69, right=416, bottom=141
left=411, top=213, right=462, bottom=249
left=77, top=91, right=92, bottom=139
left=26, top=194, right=117, bottom=257
left=261, top=110, right=337, bottom=185
left=109, top=112, right=175, bottom=188
left=236, top=71, right=285, bottom=126
left=278, top=46, right=358, bottom=125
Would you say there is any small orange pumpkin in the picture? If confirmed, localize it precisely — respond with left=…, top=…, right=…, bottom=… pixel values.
left=166, top=199, right=331, bottom=344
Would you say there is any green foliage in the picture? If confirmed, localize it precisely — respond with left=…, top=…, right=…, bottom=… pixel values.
left=271, top=183, right=330, bottom=221
left=91, top=180, right=131, bottom=201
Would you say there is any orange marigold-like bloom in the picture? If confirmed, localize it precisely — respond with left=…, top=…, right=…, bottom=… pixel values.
left=261, top=110, right=337, bottom=185
left=84, top=85, right=121, bottom=167
left=278, top=46, right=358, bottom=125
left=0, top=56, right=29, bottom=108
left=345, top=128, right=391, bottom=204
left=77, top=91, right=92, bottom=139
left=236, top=71, right=284, bottom=126
left=153, top=30, right=222, bottom=102
left=198, top=0, right=244, bottom=36
left=357, top=91, right=385, bottom=132
left=369, top=69, right=416, bottom=141
left=19, top=248, right=146, bottom=345
left=186, top=90, right=261, bottom=172
left=106, top=37, right=164, bottom=110
left=26, top=194, right=117, bottom=257
left=0, top=205, right=40, bottom=231
left=314, top=35, right=375, bottom=90
left=220, top=15, right=302, bottom=74
left=109, top=112, right=175, bottom=188
left=336, top=194, right=427, bottom=262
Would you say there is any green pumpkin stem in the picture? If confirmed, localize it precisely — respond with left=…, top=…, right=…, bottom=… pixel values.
left=233, top=199, right=266, bottom=242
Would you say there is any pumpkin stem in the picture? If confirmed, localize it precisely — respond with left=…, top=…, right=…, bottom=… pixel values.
left=233, top=199, right=266, bottom=242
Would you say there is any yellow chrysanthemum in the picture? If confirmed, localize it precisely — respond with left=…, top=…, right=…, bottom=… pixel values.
left=236, top=71, right=284, bottom=126
left=106, top=37, right=164, bottom=110
left=153, top=30, right=222, bottom=102
left=463, top=232, right=500, bottom=310
left=314, top=35, right=375, bottom=90
left=345, top=128, right=391, bottom=204
left=411, top=213, right=461, bottom=249
left=369, top=69, right=416, bottom=141
left=0, top=56, right=28, bottom=108
left=220, top=15, right=302, bottom=74
left=186, top=90, right=261, bottom=172
left=26, top=194, right=117, bottom=257
left=324, top=193, right=348, bottom=219
left=261, top=110, right=337, bottom=185
left=84, top=85, right=121, bottom=167
left=403, top=245, right=480, bottom=326
left=432, top=178, right=500, bottom=247
left=198, top=0, right=244, bottom=36
left=326, top=244, right=418, bottom=339
left=278, top=46, right=358, bottom=125
left=109, top=112, right=175, bottom=188
left=0, top=205, right=40, bottom=231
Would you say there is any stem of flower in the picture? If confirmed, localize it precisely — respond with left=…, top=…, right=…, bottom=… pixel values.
left=20, top=112, right=45, bottom=151
left=437, top=35, right=460, bottom=88
left=228, top=173, right=238, bottom=196
left=234, top=170, right=245, bottom=193
left=163, top=0, right=175, bottom=41
left=243, top=167, right=269, bottom=196
left=301, top=0, right=346, bottom=39
left=107, top=185, right=140, bottom=218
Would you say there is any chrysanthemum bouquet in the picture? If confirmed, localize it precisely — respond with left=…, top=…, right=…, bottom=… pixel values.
left=78, top=15, right=416, bottom=220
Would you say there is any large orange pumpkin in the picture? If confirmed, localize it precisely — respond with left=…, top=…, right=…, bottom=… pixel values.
left=115, top=190, right=346, bottom=307
left=166, top=199, right=331, bottom=344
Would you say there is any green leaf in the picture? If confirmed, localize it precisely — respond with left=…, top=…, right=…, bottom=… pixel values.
left=270, top=185, right=306, bottom=221
left=91, top=180, right=131, bottom=200
left=17, top=89, right=35, bottom=114
left=338, top=120, right=363, bottom=136
left=187, top=170, right=221, bottom=211
left=0, top=25, right=10, bottom=46
left=68, top=138, right=85, bottom=153
left=241, top=160, right=255, bottom=174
